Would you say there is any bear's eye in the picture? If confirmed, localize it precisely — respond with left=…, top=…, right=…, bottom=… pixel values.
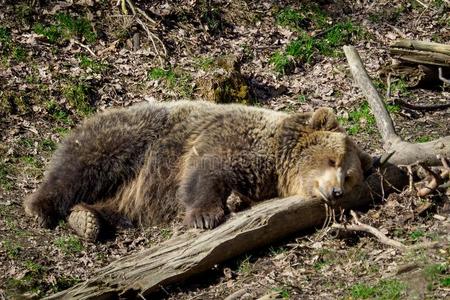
left=328, top=158, right=336, bottom=166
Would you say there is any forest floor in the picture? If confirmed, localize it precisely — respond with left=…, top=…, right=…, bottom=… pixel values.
left=0, top=0, right=449, bottom=299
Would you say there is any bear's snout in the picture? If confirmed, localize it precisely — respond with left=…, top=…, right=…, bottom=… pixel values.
left=331, top=187, right=343, bottom=199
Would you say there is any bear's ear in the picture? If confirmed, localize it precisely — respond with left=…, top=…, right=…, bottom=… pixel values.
left=310, top=107, right=345, bottom=133
left=277, top=113, right=314, bottom=146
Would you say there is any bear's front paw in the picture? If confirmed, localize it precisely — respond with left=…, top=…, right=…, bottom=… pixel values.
left=184, top=206, right=225, bottom=229
left=24, top=197, right=57, bottom=228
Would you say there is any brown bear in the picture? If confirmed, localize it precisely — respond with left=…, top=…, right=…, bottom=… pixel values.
left=24, top=100, right=372, bottom=241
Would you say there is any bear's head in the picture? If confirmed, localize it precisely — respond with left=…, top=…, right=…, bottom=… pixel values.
left=276, top=109, right=372, bottom=204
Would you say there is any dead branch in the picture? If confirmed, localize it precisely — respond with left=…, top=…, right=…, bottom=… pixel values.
left=331, top=210, right=406, bottom=250
left=44, top=165, right=407, bottom=299
left=343, top=45, right=450, bottom=165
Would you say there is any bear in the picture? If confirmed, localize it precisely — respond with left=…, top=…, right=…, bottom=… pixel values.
left=24, top=100, right=372, bottom=241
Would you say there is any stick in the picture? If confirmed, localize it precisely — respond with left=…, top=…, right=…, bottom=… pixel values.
left=331, top=211, right=406, bottom=251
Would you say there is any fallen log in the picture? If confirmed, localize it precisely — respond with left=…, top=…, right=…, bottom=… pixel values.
left=390, top=39, right=450, bottom=56
left=343, top=45, right=450, bottom=166
left=45, top=164, right=406, bottom=299
left=387, top=39, right=450, bottom=87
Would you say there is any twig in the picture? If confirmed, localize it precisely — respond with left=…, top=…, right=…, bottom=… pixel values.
left=386, top=73, right=392, bottom=99
left=386, top=24, right=407, bottom=39
left=72, top=39, right=96, bottom=57
left=136, top=18, right=165, bottom=65
left=415, top=0, right=429, bottom=8
left=125, top=0, right=136, bottom=15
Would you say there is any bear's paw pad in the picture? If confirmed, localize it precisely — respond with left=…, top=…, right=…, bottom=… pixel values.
left=68, top=205, right=100, bottom=241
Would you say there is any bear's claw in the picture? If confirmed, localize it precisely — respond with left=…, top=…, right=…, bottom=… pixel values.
left=184, top=207, right=225, bottom=229
left=68, top=204, right=101, bottom=241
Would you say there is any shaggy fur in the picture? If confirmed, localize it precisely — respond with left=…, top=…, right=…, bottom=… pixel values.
left=24, top=101, right=372, bottom=236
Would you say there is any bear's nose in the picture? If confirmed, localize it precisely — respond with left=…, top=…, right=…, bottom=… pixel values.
left=332, top=187, right=343, bottom=199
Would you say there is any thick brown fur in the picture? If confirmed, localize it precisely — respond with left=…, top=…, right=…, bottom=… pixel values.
left=24, top=101, right=372, bottom=235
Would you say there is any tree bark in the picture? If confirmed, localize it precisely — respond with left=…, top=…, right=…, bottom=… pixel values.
left=343, top=45, right=450, bottom=166
left=45, top=165, right=406, bottom=300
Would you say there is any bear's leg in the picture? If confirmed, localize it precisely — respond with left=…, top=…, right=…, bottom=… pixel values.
left=178, top=159, right=231, bottom=229
left=24, top=123, right=147, bottom=228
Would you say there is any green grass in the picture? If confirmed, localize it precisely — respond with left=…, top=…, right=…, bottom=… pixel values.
left=269, top=51, right=292, bottom=75
left=78, top=54, right=107, bottom=71
left=424, top=263, right=449, bottom=291
left=270, top=17, right=362, bottom=73
left=33, top=13, right=96, bottom=44
left=268, top=246, right=286, bottom=256
left=195, top=56, right=215, bottom=70
left=159, top=228, right=173, bottom=240
left=272, top=286, right=290, bottom=299
left=148, top=67, right=193, bottom=97
left=237, top=255, right=252, bottom=275
left=149, top=67, right=176, bottom=82
left=350, top=279, right=406, bottom=299
left=0, top=162, right=14, bottom=190
left=391, top=79, right=410, bottom=96
left=386, top=103, right=400, bottom=113
left=315, top=21, right=362, bottom=56
left=0, top=26, right=27, bottom=62
left=46, top=100, right=73, bottom=125
left=342, top=102, right=376, bottom=135
left=416, top=136, right=432, bottom=143
left=3, top=240, right=22, bottom=258
left=77, top=54, right=108, bottom=73
left=54, top=236, right=84, bottom=255
left=63, top=82, right=94, bottom=116
left=285, top=32, right=315, bottom=61
left=409, top=230, right=425, bottom=241
left=0, top=26, right=12, bottom=45
left=297, top=94, right=308, bottom=103
left=276, top=7, right=305, bottom=30
left=40, top=139, right=57, bottom=152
